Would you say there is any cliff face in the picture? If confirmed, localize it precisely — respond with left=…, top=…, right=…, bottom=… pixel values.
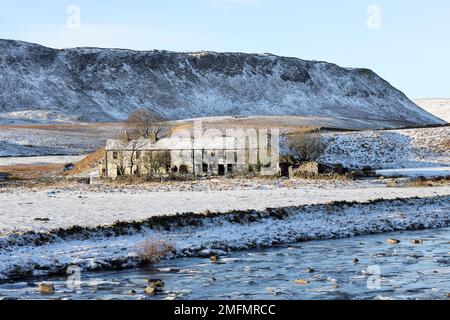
left=0, top=39, right=444, bottom=127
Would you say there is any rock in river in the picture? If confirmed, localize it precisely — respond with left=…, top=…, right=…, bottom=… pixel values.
left=37, top=283, right=54, bottom=294
left=294, top=279, right=309, bottom=285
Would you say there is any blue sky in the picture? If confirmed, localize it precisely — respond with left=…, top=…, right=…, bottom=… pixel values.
left=0, top=0, right=449, bottom=98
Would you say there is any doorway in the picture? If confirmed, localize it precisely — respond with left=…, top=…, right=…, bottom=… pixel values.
left=218, top=164, right=225, bottom=176
left=280, top=163, right=290, bottom=178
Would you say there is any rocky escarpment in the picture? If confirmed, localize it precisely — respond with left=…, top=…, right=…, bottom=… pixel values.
left=0, top=39, right=444, bottom=128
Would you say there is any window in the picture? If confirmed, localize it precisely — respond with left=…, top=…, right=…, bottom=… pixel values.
left=202, top=163, right=208, bottom=173
left=227, top=164, right=233, bottom=173
left=112, top=151, right=118, bottom=160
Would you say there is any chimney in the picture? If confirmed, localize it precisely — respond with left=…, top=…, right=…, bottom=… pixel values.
left=149, top=131, right=158, bottom=144
left=122, top=130, right=130, bottom=142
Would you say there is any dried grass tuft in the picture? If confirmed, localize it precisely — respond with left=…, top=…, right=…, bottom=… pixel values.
left=138, top=237, right=175, bottom=265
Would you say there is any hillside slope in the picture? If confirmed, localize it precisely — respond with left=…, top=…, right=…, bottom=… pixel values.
left=414, top=99, right=450, bottom=123
left=320, top=127, right=450, bottom=169
left=0, top=39, right=444, bottom=128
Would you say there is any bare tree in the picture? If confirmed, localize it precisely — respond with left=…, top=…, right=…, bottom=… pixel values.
left=288, top=133, right=325, bottom=162
left=126, top=109, right=164, bottom=140
left=128, top=140, right=141, bottom=176
left=115, top=153, right=126, bottom=177
left=143, top=151, right=171, bottom=176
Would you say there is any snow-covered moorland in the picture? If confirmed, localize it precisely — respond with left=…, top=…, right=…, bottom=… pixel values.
left=0, top=155, right=85, bottom=166
left=320, top=126, right=450, bottom=169
left=1, top=181, right=450, bottom=234
left=0, top=123, right=120, bottom=157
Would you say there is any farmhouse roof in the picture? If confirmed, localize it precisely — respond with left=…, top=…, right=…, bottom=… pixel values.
left=106, top=135, right=252, bottom=151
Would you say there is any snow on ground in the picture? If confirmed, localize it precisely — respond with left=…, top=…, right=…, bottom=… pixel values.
left=320, top=126, right=450, bottom=169
left=1, top=181, right=450, bottom=234
left=377, top=167, right=450, bottom=178
left=0, top=123, right=121, bottom=157
left=415, top=99, right=450, bottom=123
left=0, top=195, right=448, bottom=280
left=0, top=177, right=449, bottom=280
left=0, top=155, right=85, bottom=166
left=0, top=110, right=77, bottom=124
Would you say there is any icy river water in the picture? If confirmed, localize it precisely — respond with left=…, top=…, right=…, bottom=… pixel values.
left=1, top=227, right=449, bottom=300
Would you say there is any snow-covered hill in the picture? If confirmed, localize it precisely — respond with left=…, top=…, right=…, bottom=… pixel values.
left=320, top=127, right=450, bottom=169
left=0, top=39, right=444, bottom=128
left=414, top=99, right=450, bottom=123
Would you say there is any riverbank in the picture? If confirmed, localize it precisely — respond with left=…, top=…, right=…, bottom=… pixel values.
left=0, top=195, right=449, bottom=281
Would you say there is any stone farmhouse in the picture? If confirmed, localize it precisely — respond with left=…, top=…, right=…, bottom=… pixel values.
left=100, top=130, right=281, bottom=179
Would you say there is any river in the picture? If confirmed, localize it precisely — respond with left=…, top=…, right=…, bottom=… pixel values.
left=1, top=227, right=449, bottom=300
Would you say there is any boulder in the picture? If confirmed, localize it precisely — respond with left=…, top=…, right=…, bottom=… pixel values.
left=144, top=286, right=159, bottom=295
left=37, top=283, right=55, bottom=294
left=148, top=279, right=165, bottom=288
left=294, top=279, right=309, bottom=285
left=145, top=279, right=164, bottom=294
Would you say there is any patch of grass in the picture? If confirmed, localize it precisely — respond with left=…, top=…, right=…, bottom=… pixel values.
left=0, top=163, right=63, bottom=180
left=170, top=117, right=320, bottom=135
left=384, top=176, right=450, bottom=188
left=385, top=179, right=400, bottom=188
left=65, top=148, right=105, bottom=176
left=291, top=171, right=358, bottom=181
left=407, top=176, right=450, bottom=187
left=438, top=139, right=450, bottom=151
